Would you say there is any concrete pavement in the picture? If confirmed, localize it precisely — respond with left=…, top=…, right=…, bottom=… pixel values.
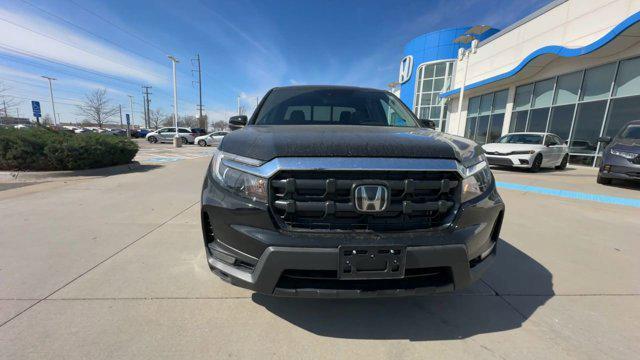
left=0, top=157, right=638, bottom=359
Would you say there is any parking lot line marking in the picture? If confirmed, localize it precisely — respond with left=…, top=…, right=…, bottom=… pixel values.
left=496, top=181, right=640, bottom=208
left=144, top=157, right=181, bottom=163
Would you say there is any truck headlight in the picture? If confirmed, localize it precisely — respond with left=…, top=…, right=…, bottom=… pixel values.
left=212, top=151, right=267, bottom=203
left=610, top=148, right=637, bottom=159
left=460, top=157, right=493, bottom=203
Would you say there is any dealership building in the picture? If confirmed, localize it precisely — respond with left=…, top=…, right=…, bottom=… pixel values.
left=397, top=0, right=640, bottom=166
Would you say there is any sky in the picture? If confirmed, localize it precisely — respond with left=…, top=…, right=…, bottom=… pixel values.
left=0, top=0, right=552, bottom=126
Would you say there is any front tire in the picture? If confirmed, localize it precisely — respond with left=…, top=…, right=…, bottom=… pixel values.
left=181, top=137, right=188, bottom=145
left=555, top=154, right=568, bottom=170
left=147, top=136, right=157, bottom=143
left=597, top=173, right=612, bottom=185
left=198, top=140, right=207, bottom=147
left=530, top=154, right=543, bottom=172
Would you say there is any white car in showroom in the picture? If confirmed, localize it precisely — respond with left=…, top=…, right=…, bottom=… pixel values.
left=482, top=132, right=569, bottom=172
left=195, top=131, right=228, bottom=147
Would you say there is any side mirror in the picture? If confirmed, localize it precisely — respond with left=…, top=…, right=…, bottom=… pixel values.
left=420, top=119, right=436, bottom=130
left=229, top=115, right=248, bottom=131
left=597, top=136, right=612, bottom=144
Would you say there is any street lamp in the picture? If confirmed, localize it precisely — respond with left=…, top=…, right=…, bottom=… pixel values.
left=452, top=25, right=491, bottom=134
left=127, top=95, right=134, bottom=125
left=42, top=76, right=57, bottom=126
left=168, top=55, right=181, bottom=148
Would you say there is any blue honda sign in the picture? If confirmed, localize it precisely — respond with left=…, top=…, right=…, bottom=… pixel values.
left=31, top=101, right=41, bottom=117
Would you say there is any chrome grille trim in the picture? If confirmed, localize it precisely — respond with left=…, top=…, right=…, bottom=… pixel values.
left=223, top=157, right=463, bottom=178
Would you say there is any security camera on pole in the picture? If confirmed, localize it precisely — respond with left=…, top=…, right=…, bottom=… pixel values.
left=168, top=55, right=181, bottom=148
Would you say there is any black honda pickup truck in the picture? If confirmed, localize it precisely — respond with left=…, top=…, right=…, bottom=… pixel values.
left=200, top=85, right=504, bottom=297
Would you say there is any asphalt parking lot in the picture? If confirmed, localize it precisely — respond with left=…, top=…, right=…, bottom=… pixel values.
left=1, top=144, right=639, bottom=359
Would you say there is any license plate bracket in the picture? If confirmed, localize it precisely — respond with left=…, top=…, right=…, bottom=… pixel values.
left=338, top=245, right=406, bottom=279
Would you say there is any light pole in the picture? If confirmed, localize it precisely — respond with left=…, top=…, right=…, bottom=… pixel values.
left=455, top=44, right=472, bottom=132
left=168, top=55, right=181, bottom=148
left=127, top=95, right=134, bottom=127
left=42, top=76, right=57, bottom=126
left=452, top=25, right=491, bottom=135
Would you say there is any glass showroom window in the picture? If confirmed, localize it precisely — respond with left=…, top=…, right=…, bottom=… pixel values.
left=465, top=89, right=507, bottom=144
left=504, top=56, right=640, bottom=166
left=414, top=61, right=453, bottom=131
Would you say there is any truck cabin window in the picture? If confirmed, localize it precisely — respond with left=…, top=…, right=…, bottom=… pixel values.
left=254, top=88, right=419, bottom=128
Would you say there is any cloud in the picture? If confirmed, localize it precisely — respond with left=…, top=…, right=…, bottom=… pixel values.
left=0, top=63, right=127, bottom=97
left=0, top=7, right=168, bottom=86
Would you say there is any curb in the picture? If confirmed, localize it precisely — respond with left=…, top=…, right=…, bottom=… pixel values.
left=0, top=161, right=142, bottom=182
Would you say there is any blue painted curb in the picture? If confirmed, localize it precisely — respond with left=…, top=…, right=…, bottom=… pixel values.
left=496, top=181, right=640, bottom=208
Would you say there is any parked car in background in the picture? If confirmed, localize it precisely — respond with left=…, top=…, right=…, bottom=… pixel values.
left=483, top=132, right=569, bottom=172
left=109, top=128, right=127, bottom=136
left=145, top=127, right=195, bottom=144
left=74, top=128, right=91, bottom=134
left=195, top=131, right=228, bottom=147
left=190, top=128, right=207, bottom=137
left=597, top=120, right=640, bottom=185
left=93, top=128, right=113, bottom=135
left=131, top=128, right=151, bottom=138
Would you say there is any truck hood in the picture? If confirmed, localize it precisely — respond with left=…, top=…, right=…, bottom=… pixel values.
left=219, top=125, right=482, bottom=166
left=611, top=138, right=640, bottom=149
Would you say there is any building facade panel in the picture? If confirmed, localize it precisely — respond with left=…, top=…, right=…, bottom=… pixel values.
left=398, top=27, right=498, bottom=132
left=412, top=0, right=640, bottom=167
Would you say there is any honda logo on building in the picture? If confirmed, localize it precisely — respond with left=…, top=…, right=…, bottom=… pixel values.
left=354, top=185, right=389, bottom=213
left=398, top=55, right=413, bottom=84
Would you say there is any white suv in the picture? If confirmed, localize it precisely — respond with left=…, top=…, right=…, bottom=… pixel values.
left=146, top=127, right=196, bottom=144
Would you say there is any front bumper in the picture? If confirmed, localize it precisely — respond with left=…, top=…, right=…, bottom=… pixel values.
left=208, top=242, right=496, bottom=297
left=486, top=154, right=534, bottom=168
left=599, top=155, right=640, bottom=180
left=201, top=162, right=505, bottom=298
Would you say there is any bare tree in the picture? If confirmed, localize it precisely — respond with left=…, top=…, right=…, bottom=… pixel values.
left=76, top=89, right=119, bottom=128
left=178, top=115, right=198, bottom=128
left=149, top=108, right=164, bottom=129
left=212, top=120, right=228, bottom=131
left=42, top=114, right=52, bottom=126
left=0, top=81, right=21, bottom=118
left=161, top=115, right=174, bottom=127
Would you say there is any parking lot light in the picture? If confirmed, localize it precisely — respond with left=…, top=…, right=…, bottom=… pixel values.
left=168, top=55, right=181, bottom=148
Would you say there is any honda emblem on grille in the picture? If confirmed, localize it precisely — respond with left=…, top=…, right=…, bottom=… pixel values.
left=354, top=185, right=389, bottom=213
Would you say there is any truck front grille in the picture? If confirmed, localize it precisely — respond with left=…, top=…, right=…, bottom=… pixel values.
left=270, top=170, right=460, bottom=231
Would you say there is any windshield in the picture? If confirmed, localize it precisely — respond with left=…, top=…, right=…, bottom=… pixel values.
left=619, top=124, right=640, bottom=139
left=253, top=88, right=419, bottom=127
left=497, top=134, right=543, bottom=144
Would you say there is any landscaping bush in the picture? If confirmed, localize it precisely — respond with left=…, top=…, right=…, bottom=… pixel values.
left=0, top=127, right=138, bottom=171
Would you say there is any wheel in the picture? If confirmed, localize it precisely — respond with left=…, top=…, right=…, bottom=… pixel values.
left=147, top=136, right=157, bottom=143
left=555, top=154, right=568, bottom=170
left=530, top=154, right=543, bottom=172
left=181, top=137, right=188, bottom=145
left=597, top=173, right=612, bottom=185
left=198, top=140, right=207, bottom=147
